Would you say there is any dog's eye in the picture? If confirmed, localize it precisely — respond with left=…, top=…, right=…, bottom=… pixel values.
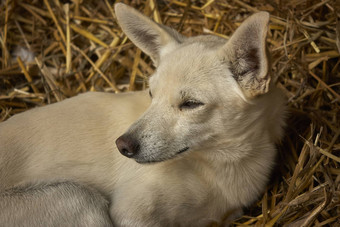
left=179, top=100, right=204, bottom=111
left=149, top=90, right=153, bottom=98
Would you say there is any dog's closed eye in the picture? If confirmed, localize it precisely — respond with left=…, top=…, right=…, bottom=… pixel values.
left=179, top=100, right=204, bottom=111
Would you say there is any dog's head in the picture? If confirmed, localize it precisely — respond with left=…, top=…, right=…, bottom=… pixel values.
left=115, top=4, right=276, bottom=163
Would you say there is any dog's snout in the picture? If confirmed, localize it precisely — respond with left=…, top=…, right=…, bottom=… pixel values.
left=116, top=134, right=140, bottom=158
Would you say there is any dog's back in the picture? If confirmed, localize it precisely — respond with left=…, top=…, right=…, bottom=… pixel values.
left=0, top=91, right=150, bottom=190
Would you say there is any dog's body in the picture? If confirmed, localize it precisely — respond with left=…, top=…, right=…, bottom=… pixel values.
left=0, top=4, right=285, bottom=226
left=0, top=182, right=113, bottom=227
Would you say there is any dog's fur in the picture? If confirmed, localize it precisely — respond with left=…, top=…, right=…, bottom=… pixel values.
left=0, top=3, right=285, bottom=226
left=0, top=182, right=112, bottom=227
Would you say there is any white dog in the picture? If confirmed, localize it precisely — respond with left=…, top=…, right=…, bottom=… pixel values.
left=0, top=3, right=285, bottom=226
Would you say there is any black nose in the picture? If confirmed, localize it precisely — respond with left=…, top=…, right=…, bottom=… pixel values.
left=116, top=134, right=140, bottom=158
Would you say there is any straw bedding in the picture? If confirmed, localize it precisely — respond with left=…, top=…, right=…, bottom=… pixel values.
left=0, top=0, right=339, bottom=226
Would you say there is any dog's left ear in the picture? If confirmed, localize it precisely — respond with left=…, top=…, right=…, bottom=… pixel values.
left=221, top=12, right=270, bottom=97
left=115, top=3, right=185, bottom=65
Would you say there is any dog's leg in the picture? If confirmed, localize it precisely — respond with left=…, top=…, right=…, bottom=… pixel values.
left=0, top=181, right=113, bottom=227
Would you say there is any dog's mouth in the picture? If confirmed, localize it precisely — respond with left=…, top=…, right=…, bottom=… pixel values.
left=177, top=147, right=189, bottom=154
left=135, top=147, right=190, bottom=164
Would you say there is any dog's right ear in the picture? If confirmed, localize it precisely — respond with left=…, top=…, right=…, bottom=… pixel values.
left=115, top=3, right=184, bottom=65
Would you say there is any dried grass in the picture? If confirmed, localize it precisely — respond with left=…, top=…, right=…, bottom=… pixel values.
left=0, top=0, right=339, bottom=226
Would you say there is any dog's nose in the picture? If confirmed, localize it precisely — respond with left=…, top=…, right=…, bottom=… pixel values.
left=116, top=134, right=140, bottom=158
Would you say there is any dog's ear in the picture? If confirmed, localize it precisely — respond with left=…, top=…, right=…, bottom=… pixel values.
left=222, top=12, right=270, bottom=97
left=115, top=3, right=184, bottom=65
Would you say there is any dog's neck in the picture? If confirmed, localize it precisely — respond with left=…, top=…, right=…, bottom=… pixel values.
left=182, top=136, right=276, bottom=207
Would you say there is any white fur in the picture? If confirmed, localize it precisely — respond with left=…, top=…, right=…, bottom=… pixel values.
left=0, top=4, right=286, bottom=226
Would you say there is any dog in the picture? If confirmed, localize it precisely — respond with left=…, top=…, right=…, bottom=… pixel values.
left=0, top=3, right=286, bottom=226
left=0, top=181, right=113, bottom=227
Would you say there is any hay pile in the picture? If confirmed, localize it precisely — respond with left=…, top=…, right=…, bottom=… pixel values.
left=0, top=0, right=339, bottom=226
